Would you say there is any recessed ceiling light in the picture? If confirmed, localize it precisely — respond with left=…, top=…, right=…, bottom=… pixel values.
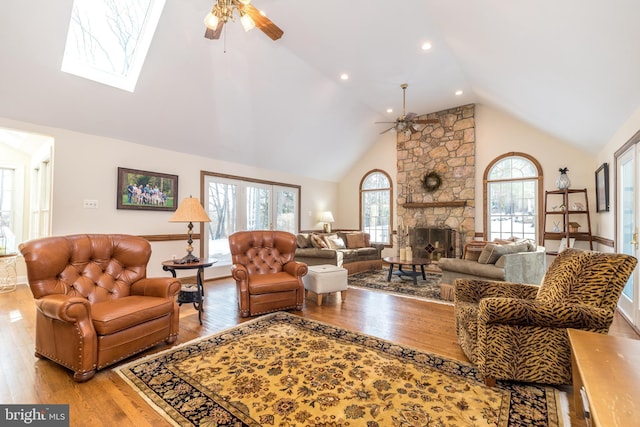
left=340, top=73, right=349, bottom=80
left=421, top=42, right=432, bottom=51
left=386, top=108, right=393, bottom=113
left=455, top=90, right=463, bottom=96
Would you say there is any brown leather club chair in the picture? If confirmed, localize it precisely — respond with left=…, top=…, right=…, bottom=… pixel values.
left=229, top=230, right=308, bottom=317
left=19, top=234, right=181, bottom=382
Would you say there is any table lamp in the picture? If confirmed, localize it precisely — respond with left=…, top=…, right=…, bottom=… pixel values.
left=319, top=211, right=335, bottom=233
left=169, top=196, right=211, bottom=264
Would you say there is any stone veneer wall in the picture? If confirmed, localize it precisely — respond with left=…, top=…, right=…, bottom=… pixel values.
left=397, top=104, right=475, bottom=255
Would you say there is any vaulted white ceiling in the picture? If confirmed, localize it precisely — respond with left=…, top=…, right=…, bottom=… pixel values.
left=1, top=0, right=639, bottom=181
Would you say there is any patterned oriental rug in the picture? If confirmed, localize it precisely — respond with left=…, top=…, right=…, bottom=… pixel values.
left=348, top=269, right=449, bottom=303
left=116, top=312, right=567, bottom=427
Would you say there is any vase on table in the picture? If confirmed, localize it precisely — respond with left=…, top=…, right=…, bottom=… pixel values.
left=556, top=167, right=570, bottom=190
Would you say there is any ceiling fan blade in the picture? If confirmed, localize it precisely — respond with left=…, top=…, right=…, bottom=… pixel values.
left=375, top=121, right=398, bottom=124
left=405, top=112, right=417, bottom=121
left=380, top=126, right=395, bottom=135
left=242, top=4, right=284, bottom=40
left=204, top=20, right=224, bottom=39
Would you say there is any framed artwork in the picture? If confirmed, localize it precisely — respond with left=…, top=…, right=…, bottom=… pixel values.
left=595, top=163, right=609, bottom=213
left=117, top=167, right=178, bottom=211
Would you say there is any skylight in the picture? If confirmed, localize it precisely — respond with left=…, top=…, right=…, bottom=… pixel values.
left=61, top=0, right=166, bottom=92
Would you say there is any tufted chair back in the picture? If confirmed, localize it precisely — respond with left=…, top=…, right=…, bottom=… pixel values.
left=229, top=230, right=308, bottom=317
left=229, top=230, right=296, bottom=274
left=23, top=234, right=151, bottom=303
left=20, top=234, right=181, bottom=382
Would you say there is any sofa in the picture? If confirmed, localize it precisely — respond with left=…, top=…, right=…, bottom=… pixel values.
left=438, top=239, right=546, bottom=285
left=294, top=231, right=384, bottom=275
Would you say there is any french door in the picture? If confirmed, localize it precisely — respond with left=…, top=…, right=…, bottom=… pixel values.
left=617, top=144, right=640, bottom=327
left=202, top=174, right=299, bottom=266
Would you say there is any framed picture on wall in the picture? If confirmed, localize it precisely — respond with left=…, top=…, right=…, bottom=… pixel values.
left=595, top=163, right=609, bottom=213
left=117, top=167, right=178, bottom=211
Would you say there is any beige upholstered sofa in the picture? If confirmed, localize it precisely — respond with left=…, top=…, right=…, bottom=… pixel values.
left=294, top=231, right=383, bottom=275
left=439, top=239, right=546, bottom=284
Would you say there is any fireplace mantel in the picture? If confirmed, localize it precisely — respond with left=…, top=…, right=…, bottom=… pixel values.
left=402, top=201, right=467, bottom=208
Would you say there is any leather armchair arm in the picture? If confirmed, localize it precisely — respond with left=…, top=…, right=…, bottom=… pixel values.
left=35, top=294, right=92, bottom=323
left=454, top=278, right=539, bottom=303
left=231, top=264, right=249, bottom=282
left=479, top=298, right=613, bottom=330
left=283, top=260, right=308, bottom=278
left=131, top=277, right=181, bottom=298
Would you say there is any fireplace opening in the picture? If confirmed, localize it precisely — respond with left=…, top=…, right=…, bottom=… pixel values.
left=409, top=227, right=460, bottom=260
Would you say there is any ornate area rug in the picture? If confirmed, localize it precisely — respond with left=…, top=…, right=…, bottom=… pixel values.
left=116, top=312, right=566, bottom=427
left=348, top=269, right=449, bottom=303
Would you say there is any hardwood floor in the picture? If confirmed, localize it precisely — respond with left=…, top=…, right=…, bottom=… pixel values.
left=1, top=277, right=637, bottom=426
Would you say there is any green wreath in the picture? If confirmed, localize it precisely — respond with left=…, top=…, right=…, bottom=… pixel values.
left=421, top=171, right=442, bottom=193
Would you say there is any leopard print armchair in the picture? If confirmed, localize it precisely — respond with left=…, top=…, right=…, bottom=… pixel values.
left=454, top=248, right=637, bottom=385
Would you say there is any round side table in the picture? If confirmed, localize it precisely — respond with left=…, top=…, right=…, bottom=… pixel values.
left=0, top=253, right=18, bottom=293
left=162, top=258, right=217, bottom=325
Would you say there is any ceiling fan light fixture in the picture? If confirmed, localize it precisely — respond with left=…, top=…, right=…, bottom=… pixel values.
left=238, top=0, right=251, bottom=4
left=204, top=12, right=219, bottom=30
left=240, top=11, right=255, bottom=31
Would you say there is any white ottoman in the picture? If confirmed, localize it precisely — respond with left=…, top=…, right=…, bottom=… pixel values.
left=303, top=264, right=348, bottom=306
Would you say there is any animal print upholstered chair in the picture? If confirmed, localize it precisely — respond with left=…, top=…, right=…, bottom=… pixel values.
left=454, top=248, right=637, bottom=385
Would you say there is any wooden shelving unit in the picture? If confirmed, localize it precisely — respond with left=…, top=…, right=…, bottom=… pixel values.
left=542, top=188, right=593, bottom=255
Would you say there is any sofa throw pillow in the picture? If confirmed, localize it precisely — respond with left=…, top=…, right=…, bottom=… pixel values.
left=363, top=233, right=371, bottom=247
left=463, top=241, right=489, bottom=261
left=345, top=232, right=366, bottom=249
left=326, top=236, right=346, bottom=250
left=477, top=243, right=505, bottom=264
left=296, top=233, right=312, bottom=248
left=310, top=233, right=328, bottom=249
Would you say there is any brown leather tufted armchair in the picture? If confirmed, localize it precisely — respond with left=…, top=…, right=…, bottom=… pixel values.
left=229, top=230, right=308, bottom=317
left=19, top=234, right=181, bottom=382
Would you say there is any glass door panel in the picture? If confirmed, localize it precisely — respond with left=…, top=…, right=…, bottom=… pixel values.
left=274, top=185, right=298, bottom=233
left=617, top=146, right=638, bottom=325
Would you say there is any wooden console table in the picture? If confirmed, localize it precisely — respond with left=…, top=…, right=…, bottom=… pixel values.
left=568, top=328, right=640, bottom=427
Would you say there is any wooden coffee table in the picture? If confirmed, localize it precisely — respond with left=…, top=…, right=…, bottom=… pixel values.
left=383, top=256, right=430, bottom=284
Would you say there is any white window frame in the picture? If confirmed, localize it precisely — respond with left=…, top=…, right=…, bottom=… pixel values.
left=360, top=169, right=392, bottom=245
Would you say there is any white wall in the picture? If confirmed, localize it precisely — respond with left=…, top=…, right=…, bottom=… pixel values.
left=0, top=117, right=338, bottom=279
left=338, top=103, right=597, bottom=254
left=595, top=106, right=640, bottom=250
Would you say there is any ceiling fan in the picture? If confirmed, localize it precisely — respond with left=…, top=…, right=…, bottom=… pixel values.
left=204, top=0, right=284, bottom=41
left=376, top=83, right=439, bottom=135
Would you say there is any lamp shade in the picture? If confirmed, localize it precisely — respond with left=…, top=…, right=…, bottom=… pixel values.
left=319, top=211, right=335, bottom=223
left=169, top=197, right=211, bottom=223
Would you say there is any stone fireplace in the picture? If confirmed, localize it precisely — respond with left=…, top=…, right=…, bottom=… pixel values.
left=396, top=104, right=476, bottom=258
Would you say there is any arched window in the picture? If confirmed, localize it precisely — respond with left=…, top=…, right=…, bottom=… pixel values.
left=360, top=170, right=392, bottom=245
left=484, top=153, right=543, bottom=242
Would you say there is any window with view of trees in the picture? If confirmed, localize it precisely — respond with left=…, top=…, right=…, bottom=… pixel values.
left=203, top=173, right=300, bottom=265
left=360, top=170, right=392, bottom=245
left=62, top=0, right=166, bottom=92
left=484, top=154, right=543, bottom=243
